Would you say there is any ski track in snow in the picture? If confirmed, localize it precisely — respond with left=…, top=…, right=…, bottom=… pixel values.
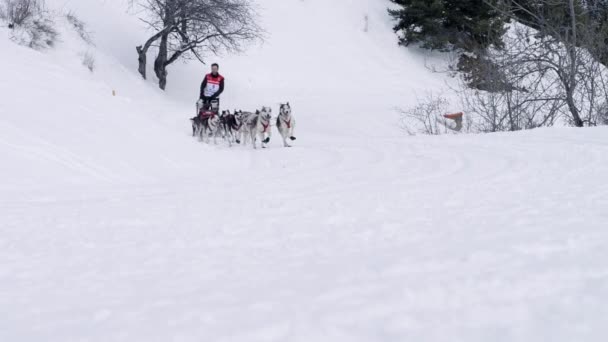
left=2, top=125, right=608, bottom=342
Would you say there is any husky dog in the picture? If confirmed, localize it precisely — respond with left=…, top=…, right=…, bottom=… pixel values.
left=190, top=99, right=221, bottom=144
left=191, top=116, right=203, bottom=137
left=246, top=107, right=272, bottom=149
left=235, top=110, right=254, bottom=145
left=276, top=102, right=297, bottom=147
left=191, top=99, right=205, bottom=137
left=200, top=111, right=221, bottom=144
left=220, top=110, right=241, bottom=146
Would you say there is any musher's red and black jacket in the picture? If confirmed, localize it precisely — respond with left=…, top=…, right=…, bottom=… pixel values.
left=200, top=73, right=225, bottom=100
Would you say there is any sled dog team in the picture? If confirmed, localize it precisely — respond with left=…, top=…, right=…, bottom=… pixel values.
left=191, top=102, right=297, bottom=149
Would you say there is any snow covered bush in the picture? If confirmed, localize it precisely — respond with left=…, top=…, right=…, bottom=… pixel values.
left=81, top=51, right=95, bottom=72
left=66, top=11, right=94, bottom=45
left=1, top=0, right=38, bottom=26
left=23, top=15, right=57, bottom=48
left=399, top=93, right=453, bottom=135
left=1, top=0, right=58, bottom=49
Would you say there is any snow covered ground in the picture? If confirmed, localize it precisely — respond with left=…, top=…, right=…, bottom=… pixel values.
left=1, top=0, right=608, bottom=341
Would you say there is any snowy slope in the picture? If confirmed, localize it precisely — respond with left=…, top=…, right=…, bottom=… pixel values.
left=1, top=0, right=608, bottom=341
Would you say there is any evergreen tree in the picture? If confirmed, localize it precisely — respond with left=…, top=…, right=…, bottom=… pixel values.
left=388, top=0, right=506, bottom=52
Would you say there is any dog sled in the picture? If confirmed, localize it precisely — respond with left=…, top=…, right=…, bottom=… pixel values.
left=190, top=101, right=296, bottom=149
left=191, top=99, right=221, bottom=143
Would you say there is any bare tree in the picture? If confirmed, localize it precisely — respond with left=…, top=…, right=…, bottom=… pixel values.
left=482, top=0, right=608, bottom=127
left=457, top=26, right=565, bottom=132
left=132, top=0, right=264, bottom=90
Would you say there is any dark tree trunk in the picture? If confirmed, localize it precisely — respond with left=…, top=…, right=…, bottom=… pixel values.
left=566, top=94, right=584, bottom=127
left=135, top=27, right=173, bottom=81
left=567, top=0, right=584, bottom=127
left=136, top=45, right=147, bottom=79
left=154, top=32, right=169, bottom=90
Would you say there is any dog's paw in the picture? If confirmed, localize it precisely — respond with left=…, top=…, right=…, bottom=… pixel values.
left=290, top=136, right=296, bottom=141
left=263, top=137, right=270, bottom=144
left=235, top=139, right=241, bottom=144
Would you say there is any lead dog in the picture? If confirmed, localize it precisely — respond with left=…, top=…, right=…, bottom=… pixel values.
left=276, top=102, right=297, bottom=147
left=246, top=107, right=272, bottom=149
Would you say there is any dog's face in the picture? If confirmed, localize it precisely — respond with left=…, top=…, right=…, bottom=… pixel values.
left=208, top=115, right=220, bottom=127
left=233, top=110, right=243, bottom=124
left=260, top=107, right=272, bottom=122
left=280, top=102, right=292, bottom=116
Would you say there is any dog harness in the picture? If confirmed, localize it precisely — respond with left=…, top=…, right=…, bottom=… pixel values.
left=281, top=118, right=292, bottom=129
left=231, top=121, right=242, bottom=131
left=199, top=111, right=216, bottom=119
left=261, top=121, right=270, bottom=133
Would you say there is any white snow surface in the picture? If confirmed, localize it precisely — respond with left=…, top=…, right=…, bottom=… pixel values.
left=1, top=0, right=608, bottom=341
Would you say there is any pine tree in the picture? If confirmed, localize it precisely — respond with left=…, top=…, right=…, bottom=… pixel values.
left=388, top=0, right=506, bottom=52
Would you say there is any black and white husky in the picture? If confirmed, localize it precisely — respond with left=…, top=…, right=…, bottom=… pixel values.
left=246, top=107, right=273, bottom=149
left=276, top=102, right=297, bottom=147
left=191, top=116, right=203, bottom=137
left=220, top=110, right=241, bottom=146
left=191, top=99, right=221, bottom=144
left=202, top=113, right=221, bottom=144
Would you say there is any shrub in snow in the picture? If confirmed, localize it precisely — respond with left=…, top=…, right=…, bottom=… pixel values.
left=2, top=0, right=58, bottom=49
left=1, top=0, right=39, bottom=26
left=66, top=11, right=94, bottom=45
left=25, top=16, right=57, bottom=48
left=81, top=51, right=95, bottom=72
left=399, top=93, right=455, bottom=135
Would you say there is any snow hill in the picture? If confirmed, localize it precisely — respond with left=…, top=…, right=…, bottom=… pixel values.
left=1, top=0, right=608, bottom=341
